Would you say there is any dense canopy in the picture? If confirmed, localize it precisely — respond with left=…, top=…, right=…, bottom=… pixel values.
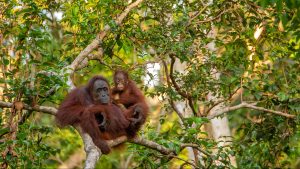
left=0, top=0, right=299, bottom=168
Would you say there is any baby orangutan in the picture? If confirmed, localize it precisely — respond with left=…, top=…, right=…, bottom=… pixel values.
left=111, top=70, right=149, bottom=136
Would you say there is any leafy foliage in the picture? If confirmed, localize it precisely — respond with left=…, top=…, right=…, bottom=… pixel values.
left=0, top=0, right=299, bottom=168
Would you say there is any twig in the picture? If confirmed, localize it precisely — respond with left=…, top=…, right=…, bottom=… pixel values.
left=169, top=155, right=199, bottom=169
left=169, top=100, right=185, bottom=122
left=207, top=102, right=295, bottom=119
left=205, top=87, right=241, bottom=115
left=181, top=143, right=211, bottom=158
left=169, top=55, right=189, bottom=98
left=44, top=86, right=57, bottom=97
left=129, top=59, right=161, bottom=70
left=194, top=9, right=233, bottom=24
left=187, top=4, right=210, bottom=26
left=124, top=153, right=133, bottom=169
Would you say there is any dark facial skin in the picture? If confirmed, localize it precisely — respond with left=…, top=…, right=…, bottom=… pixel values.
left=115, top=73, right=127, bottom=91
left=92, top=79, right=110, bottom=104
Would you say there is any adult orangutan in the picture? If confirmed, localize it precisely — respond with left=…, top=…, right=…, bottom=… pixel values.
left=111, top=70, right=149, bottom=135
left=56, top=75, right=142, bottom=154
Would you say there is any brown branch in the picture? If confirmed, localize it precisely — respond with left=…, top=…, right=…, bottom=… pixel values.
left=194, top=9, right=232, bottom=24
left=169, top=100, right=185, bottom=121
left=0, top=101, right=57, bottom=115
left=69, top=0, right=144, bottom=72
left=69, top=35, right=103, bottom=71
left=76, top=50, right=105, bottom=70
left=181, top=143, right=211, bottom=157
left=115, top=0, right=144, bottom=25
left=207, top=102, right=296, bottom=119
left=107, top=136, right=128, bottom=147
left=168, top=155, right=198, bottom=169
left=205, top=87, right=242, bottom=115
left=162, top=60, right=185, bottom=121
left=162, top=60, right=171, bottom=87
left=187, top=97, right=197, bottom=116
left=0, top=101, right=177, bottom=155
left=0, top=100, right=214, bottom=167
left=80, top=134, right=176, bottom=157
left=129, top=137, right=175, bottom=155
left=38, top=70, right=59, bottom=76
left=169, top=54, right=197, bottom=115
left=169, top=55, right=189, bottom=98
left=79, top=133, right=176, bottom=157
left=187, top=4, right=209, bottom=26
left=44, top=86, right=57, bottom=97
left=112, top=137, right=203, bottom=168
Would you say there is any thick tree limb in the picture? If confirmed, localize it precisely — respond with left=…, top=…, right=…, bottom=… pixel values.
left=106, top=136, right=176, bottom=155
left=1, top=100, right=294, bottom=123
left=207, top=102, right=295, bottom=119
left=2, top=100, right=294, bottom=167
left=0, top=101, right=57, bottom=115
left=69, top=0, right=144, bottom=72
left=0, top=100, right=180, bottom=156
left=76, top=51, right=106, bottom=70
left=75, top=126, right=101, bottom=169
left=129, top=137, right=175, bottom=155
left=0, top=101, right=176, bottom=160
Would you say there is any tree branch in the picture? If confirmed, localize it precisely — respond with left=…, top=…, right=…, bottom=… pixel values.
left=205, top=87, right=242, bottom=115
left=0, top=102, right=177, bottom=164
left=129, top=137, right=175, bottom=155
left=0, top=101, right=57, bottom=115
left=168, top=155, right=198, bottom=169
left=181, top=143, right=211, bottom=157
left=0, top=99, right=195, bottom=162
left=207, top=102, right=295, bottom=119
left=194, top=8, right=233, bottom=24
left=187, top=4, right=210, bottom=26
left=162, top=60, right=185, bottom=122
left=169, top=54, right=197, bottom=116
left=69, top=0, right=144, bottom=72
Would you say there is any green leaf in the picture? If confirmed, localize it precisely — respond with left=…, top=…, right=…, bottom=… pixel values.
left=276, top=0, right=283, bottom=12
left=187, top=128, right=198, bottom=135
left=3, top=59, right=9, bottom=65
left=254, top=92, right=262, bottom=100
left=279, top=13, right=288, bottom=28
left=0, top=127, right=9, bottom=136
left=277, top=92, right=288, bottom=101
